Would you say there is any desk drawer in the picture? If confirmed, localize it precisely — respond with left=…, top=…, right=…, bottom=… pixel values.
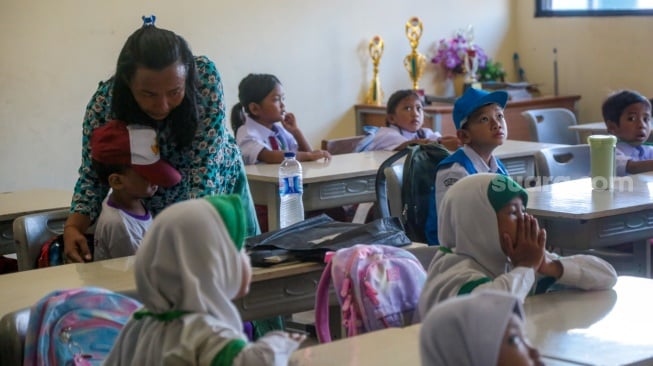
left=0, top=221, right=14, bottom=255
left=303, top=177, right=376, bottom=210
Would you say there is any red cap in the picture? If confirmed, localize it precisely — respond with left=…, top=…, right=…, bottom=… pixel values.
left=90, top=120, right=182, bottom=187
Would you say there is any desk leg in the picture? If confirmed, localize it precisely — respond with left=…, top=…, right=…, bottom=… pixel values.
left=634, top=240, right=652, bottom=278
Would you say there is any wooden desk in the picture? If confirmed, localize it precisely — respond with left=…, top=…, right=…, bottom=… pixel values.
left=526, top=174, right=653, bottom=276
left=0, top=189, right=71, bottom=255
left=245, top=151, right=394, bottom=231
left=355, top=95, right=581, bottom=142
left=524, top=276, right=653, bottom=365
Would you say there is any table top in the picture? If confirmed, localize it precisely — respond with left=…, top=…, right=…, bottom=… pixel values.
left=568, top=121, right=606, bottom=132
left=0, top=256, right=323, bottom=317
left=0, top=189, right=72, bottom=221
left=244, top=150, right=394, bottom=183
left=524, top=276, right=653, bottom=365
left=494, top=139, right=568, bottom=159
left=525, top=172, right=653, bottom=219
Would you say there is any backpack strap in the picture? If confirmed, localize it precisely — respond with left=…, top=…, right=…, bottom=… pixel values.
left=314, top=257, right=334, bottom=343
left=375, top=148, right=411, bottom=219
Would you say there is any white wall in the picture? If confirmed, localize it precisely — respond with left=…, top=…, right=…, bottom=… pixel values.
left=0, top=0, right=513, bottom=192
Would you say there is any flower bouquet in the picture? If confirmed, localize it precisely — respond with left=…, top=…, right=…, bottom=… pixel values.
left=431, top=28, right=488, bottom=79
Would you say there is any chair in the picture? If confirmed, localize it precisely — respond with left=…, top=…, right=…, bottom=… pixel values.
left=535, top=145, right=644, bottom=276
left=321, top=135, right=366, bottom=155
left=0, top=308, right=30, bottom=366
left=13, top=209, right=68, bottom=271
left=522, top=108, right=580, bottom=145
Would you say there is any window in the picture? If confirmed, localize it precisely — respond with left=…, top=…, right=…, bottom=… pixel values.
left=536, top=0, right=653, bottom=17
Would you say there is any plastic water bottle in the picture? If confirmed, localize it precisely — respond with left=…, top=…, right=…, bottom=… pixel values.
left=279, top=152, right=305, bottom=228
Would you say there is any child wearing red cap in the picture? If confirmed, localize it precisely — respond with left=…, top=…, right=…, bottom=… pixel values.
left=90, top=120, right=181, bottom=260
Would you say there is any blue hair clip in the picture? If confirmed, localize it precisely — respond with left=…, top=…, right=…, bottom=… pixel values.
left=142, top=15, right=156, bottom=27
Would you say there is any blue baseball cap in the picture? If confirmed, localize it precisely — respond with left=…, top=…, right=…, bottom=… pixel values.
left=453, top=88, right=509, bottom=129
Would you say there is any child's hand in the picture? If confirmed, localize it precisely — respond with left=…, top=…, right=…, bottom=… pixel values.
left=281, top=112, right=300, bottom=134
left=500, top=213, right=546, bottom=270
left=287, top=332, right=307, bottom=343
left=437, top=135, right=462, bottom=151
left=307, top=150, right=331, bottom=161
left=538, top=256, right=563, bottom=278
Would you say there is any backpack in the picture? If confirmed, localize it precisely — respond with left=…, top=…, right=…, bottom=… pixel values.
left=23, top=287, right=141, bottom=366
left=314, top=244, right=426, bottom=342
left=375, top=142, right=451, bottom=243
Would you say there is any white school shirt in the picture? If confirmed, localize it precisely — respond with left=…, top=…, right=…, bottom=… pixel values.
left=434, top=145, right=503, bottom=218
left=93, top=196, right=151, bottom=261
left=363, top=125, right=441, bottom=151
left=615, top=141, right=653, bottom=176
left=418, top=174, right=618, bottom=316
left=236, top=116, right=298, bottom=164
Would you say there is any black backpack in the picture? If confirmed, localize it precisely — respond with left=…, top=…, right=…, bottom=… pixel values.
left=375, top=143, right=451, bottom=243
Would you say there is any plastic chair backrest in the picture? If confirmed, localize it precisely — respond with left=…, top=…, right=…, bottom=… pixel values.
left=522, top=108, right=580, bottom=145
left=12, top=209, right=69, bottom=271
left=321, top=136, right=366, bottom=155
left=0, top=308, right=30, bottom=366
left=535, top=144, right=590, bottom=181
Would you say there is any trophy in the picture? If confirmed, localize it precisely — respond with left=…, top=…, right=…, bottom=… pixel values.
left=365, top=35, right=385, bottom=105
left=461, top=25, right=482, bottom=89
left=403, top=16, right=426, bottom=91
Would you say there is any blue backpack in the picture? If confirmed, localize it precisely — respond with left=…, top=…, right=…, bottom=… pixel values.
left=23, top=287, right=141, bottom=366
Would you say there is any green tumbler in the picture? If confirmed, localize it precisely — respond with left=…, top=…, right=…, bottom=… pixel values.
left=588, top=135, right=617, bottom=190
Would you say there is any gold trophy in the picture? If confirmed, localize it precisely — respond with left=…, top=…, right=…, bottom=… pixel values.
left=365, top=35, right=384, bottom=105
left=403, top=16, right=426, bottom=90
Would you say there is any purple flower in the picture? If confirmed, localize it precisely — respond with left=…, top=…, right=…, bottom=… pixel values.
left=431, top=31, right=488, bottom=78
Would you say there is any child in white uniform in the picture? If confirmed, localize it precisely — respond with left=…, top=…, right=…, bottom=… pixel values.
left=420, top=290, right=543, bottom=366
left=231, top=73, right=330, bottom=164
left=104, top=195, right=305, bottom=365
left=602, top=90, right=653, bottom=176
left=90, top=120, right=181, bottom=261
left=418, top=173, right=617, bottom=316
left=357, top=89, right=460, bottom=152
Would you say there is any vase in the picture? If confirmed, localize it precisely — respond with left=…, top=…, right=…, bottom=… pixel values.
left=453, top=74, right=466, bottom=97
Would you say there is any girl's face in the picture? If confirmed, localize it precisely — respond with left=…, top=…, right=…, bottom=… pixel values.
left=388, top=95, right=424, bottom=132
left=496, top=314, right=544, bottom=366
left=496, top=196, right=525, bottom=244
left=458, top=103, right=507, bottom=148
left=129, top=62, right=187, bottom=122
left=607, top=102, right=652, bottom=145
left=250, top=83, right=285, bottom=127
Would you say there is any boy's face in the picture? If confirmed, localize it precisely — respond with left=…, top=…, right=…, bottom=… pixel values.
left=388, top=95, right=424, bottom=133
left=496, top=196, right=525, bottom=245
left=457, top=103, right=507, bottom=149
left=109, top=168, right=158, bottom=198
left=496, top=313, right=544, bottom=366
left=250, top=84, right=285, bottom=126
left=606, top=102, right=651, bottom=146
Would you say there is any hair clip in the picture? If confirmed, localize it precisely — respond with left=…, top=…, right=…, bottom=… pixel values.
left=142, top=15, right=156, bottom=27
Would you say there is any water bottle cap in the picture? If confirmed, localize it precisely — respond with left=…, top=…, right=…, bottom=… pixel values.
left=284, top=151, right=296, bottom=158
left=587, top=134, right=617, bottom=146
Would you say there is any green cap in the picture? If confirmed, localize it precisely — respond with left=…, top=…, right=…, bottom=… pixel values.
left=487, top=175, right=528, bottom=213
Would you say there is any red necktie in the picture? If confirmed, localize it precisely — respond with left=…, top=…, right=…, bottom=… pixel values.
left=268, top=135, right=280, bottom=150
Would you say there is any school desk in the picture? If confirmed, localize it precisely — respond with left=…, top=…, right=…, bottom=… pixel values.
left=525, top=173, right=653, bottom=277
left=245, top=150, right=394, bottom=231
left=0, top=189, right=71, bottom=255
left=494, top=140, right=568, bottom=187
left=524, top=276, right=653, bottom=365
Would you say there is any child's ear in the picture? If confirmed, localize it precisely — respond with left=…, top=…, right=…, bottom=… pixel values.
left=107, top=173, right=124, bottom=190
left=248, top=102, right=260, bottom=117
left=457, top=129, right=471, bottom=145
left=605, top=120, right=618, bottom=134
left=386, top=113, right=396, bottom=124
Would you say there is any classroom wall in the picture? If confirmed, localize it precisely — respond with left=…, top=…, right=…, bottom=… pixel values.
left=514, top=2, right=653, bottom=126
left=0, top=0, right=514, bottom=192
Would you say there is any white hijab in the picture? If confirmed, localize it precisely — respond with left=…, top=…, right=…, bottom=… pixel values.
left=420, top=290, right=524, bottom=366
left=105, top=197, right=249, bottom=365
left=437, top=173, right=527, bottom=277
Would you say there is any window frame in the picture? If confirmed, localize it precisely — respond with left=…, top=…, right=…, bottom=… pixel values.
left=535, top=0, right=653, bottom=17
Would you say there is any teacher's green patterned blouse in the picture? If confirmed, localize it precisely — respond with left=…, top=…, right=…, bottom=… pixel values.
left=71, top=55, right=259, bottom=236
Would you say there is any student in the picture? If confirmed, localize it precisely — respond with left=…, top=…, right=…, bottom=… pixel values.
left=356, top=89, right=461, bottom=152
left=104, top=195, right=305, bottom=365
left=602, top=90, right=653, bottom=176
left=420, top=290, right=543, bottom=366
left=418, top=173, right=617, bottom=315
left=425, top=87, right=510, bottom=245
left=90, top=120, right=181, bottom=261
left=64, top=16, right=260, bottom=263
left=231, top=73, right=331, bottom=164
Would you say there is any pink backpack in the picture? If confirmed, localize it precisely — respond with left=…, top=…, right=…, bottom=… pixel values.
left=314, top=244, right=426, bottom=342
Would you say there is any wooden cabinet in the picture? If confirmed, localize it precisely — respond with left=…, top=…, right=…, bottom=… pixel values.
left=354, top=95, right=581, bottom=141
